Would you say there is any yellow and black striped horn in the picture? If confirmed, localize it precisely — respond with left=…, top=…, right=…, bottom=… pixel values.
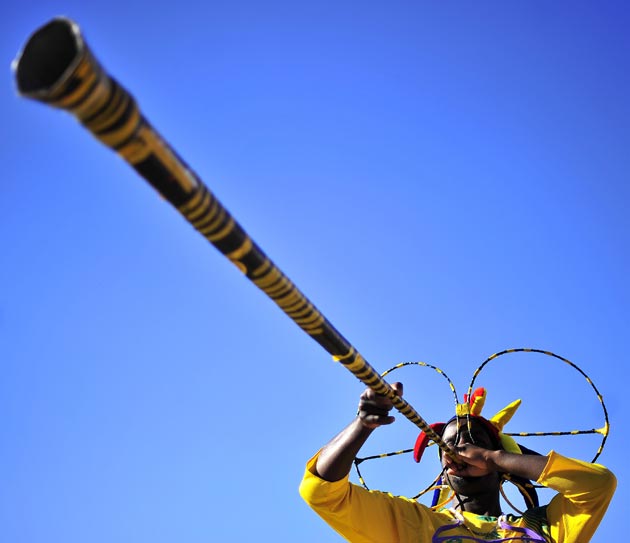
left=13, top=17, right=460, bottom=463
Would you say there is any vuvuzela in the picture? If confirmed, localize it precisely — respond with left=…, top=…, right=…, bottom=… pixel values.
left=14, top=17, right=459, bottom=462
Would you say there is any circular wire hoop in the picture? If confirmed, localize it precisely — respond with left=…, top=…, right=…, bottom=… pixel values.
left=354, top=360, right=458, bottom=502
left=467, top=348, right=610, bottom=463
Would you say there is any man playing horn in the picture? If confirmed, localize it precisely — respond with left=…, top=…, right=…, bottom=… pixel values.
left=299, top=383, right=615, bottom=542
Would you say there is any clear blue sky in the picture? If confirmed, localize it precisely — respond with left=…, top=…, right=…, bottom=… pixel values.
left=2, top=2, right=628, bottom=542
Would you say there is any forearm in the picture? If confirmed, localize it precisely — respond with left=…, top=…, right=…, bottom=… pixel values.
left=315, top=418, right=375, bottom=482
left=314, top=382, right=401, bottom=482
left=490, top=450, right=549, bottom=482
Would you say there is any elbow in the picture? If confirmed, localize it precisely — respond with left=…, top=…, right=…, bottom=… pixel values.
left=299, top=472, right=323, bottom=508
left=592, top=466, right=617, bottom=504
left=298, top=477, right=310, bottom=503
left=602, top=468, right=617, bottom=496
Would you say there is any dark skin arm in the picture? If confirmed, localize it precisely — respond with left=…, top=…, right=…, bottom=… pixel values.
left=316, top=381, right=549, bottom=487
left=315, top=382, right=403, bottom=482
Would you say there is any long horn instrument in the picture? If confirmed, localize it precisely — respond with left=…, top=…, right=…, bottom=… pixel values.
left=14, top=17, right=459, bottom=462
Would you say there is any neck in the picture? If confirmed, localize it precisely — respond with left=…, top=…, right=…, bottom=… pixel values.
left=454, top=493, right=502, bottom=517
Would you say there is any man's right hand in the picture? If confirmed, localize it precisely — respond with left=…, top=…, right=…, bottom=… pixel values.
left=357, top=382, right=403, bottom=429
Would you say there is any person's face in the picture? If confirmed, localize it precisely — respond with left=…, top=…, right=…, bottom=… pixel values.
left=440, top=418, right=501, bottom=495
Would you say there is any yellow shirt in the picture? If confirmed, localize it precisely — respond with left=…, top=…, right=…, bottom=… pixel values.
left=299, top=450, right=615, bottom=543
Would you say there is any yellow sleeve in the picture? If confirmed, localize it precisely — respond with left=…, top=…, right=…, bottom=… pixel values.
left=299, top=451, right=437, bottom=543
left=537, top=451, right=616, bottom=543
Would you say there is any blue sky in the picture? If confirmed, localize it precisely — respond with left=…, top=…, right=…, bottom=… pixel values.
left=2, top=2, right=628, bottom=542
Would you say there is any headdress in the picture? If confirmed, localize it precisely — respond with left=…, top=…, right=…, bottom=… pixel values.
left=412, top=386, right=541, bottom=510
left=413, top=387, right=522, bottom=463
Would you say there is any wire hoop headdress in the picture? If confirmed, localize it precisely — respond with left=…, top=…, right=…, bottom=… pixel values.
left=353, top=348, right=610, bottom=512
